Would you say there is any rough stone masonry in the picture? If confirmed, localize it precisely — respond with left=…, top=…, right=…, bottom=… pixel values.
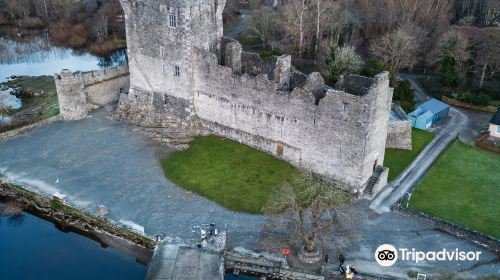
left=57, top=0, right=395, bottom=195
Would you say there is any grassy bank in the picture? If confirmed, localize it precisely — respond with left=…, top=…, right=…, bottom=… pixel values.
left=1, top=76, right=58, bottom=132
left=409, top=141, right=500, bottom=238
left=161, top=135, right=298, bottom=214
left=384, top=129, right=435, bottom=181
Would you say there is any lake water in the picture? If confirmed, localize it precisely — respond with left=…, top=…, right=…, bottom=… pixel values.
left=0, top=35, right=126, bottom=123
left=0, top=36, right=127, bottom=82
left=0, top=209, right=146, bottom=280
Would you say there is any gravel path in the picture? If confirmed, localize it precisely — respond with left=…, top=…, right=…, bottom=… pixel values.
left=0, top=106, right=265, bottom=248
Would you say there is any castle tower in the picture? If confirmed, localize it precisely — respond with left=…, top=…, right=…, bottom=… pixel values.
left=116, top=0, right=226, bottom=129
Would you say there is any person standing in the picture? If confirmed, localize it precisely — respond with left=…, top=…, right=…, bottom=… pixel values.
left=324, top=254, right=329, bottom=264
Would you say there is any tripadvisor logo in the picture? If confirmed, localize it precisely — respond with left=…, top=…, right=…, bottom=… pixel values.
left=375, top=244, right=482, bottom=267
left=375, top=244, right=398, bottom=267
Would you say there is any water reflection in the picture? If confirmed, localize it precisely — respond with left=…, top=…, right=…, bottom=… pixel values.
left=0, top=203, right=146, bottom=280
left=0, top=35, right=127, bottom=82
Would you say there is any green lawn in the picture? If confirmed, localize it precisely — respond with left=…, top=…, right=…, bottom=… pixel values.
left=384, top=129, right=435, bottom=181
left=4, top=76, right=59, bottom=119
left=409, top=141, right=500, bottom=238
left=160, top=135, right=298, bottom=214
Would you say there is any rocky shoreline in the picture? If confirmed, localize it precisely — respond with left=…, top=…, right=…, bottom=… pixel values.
left=0, top=182, right=156, bottom=264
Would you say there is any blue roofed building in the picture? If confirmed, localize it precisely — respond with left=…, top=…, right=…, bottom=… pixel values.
left=409, top=98, right=450, bottom=130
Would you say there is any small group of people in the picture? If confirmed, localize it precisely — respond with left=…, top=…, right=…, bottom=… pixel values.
left=325, top=254, right=358, bottom=279
left=338, top=254, right=358, bottom=279
left=198, top=223, right=218, bottom=249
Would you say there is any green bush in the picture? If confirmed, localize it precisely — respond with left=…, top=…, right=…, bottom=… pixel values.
left=393, top=80, right=416, bottom=112
left=459, top=91, right=490, bottom=106
left=50, top=198, right=64, bottom=210
left=360, top=58, right=388, bottom=79
left=259, top=49, right=284, bottom=59
left=439, top=56, right=463, bottom=88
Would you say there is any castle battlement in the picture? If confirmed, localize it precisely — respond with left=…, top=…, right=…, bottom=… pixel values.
left=110, top=0, right=394, bottom=194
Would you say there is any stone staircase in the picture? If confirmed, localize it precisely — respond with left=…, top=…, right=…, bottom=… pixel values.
left=363, top=166, right=384, bottom=196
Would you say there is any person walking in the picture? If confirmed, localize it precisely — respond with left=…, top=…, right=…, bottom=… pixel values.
left=339, top=254, right=345, bottom=266
left=324, top=254, right=329, bottom=264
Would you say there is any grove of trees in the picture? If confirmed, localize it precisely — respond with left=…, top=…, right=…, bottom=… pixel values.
left=235, top=0, right=500, bottom=110
left=0, top=0, right=125, bottom=54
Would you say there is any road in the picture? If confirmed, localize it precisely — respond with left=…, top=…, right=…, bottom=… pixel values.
left=370, top=75, right=469, bottom=213
left=226, top=9, right=252, bottom=39
left=370, top=107, right=467, bottom=213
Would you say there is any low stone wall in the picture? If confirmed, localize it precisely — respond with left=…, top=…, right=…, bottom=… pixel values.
left=0, top=115, right=60, bottom=140
left=442, top=96, right=497, bottom=113
left=371, top=167, right=389, bottom=196
left=55, top=64, right=130, bottom=120
left=0, top=182, right=156, bottom=262
left=386, top=120, right=412, bottom=150
left=475, top=132, right=500, bottom=154
left=395, top=206, right=500, bottom=254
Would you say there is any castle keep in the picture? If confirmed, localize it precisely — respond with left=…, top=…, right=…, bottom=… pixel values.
left=56, top=0, right=396, bottom=195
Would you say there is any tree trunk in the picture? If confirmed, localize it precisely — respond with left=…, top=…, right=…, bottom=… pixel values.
left=306, top=237, right=315, bottom=252
left=43, top=0, right=49, bottom=20
left=299, top=12, right=304, bottom=56
left=479, top=63, right=487, bottom=89
left=314, top=1, right=320, bottom=64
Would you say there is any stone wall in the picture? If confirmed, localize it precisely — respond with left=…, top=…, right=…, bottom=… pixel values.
left=115, top=0, right=394, bottom=194
left=387, top=121, right=412, bottom=150
left=386, top=104, right=412, bottom=150
left=54, top=65, right=129, bottom=120
left=191, top=49, right=392, bottom=190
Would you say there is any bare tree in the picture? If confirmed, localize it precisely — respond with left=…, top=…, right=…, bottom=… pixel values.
left=428, top=29, right=470, bottom=70
left=370, top=25, right=424, bottom=75
left=93, top=13, right=109, bottom=43
left=312, top=0, right=335, bottom=63
left=262, top=171, right=356, bottom=255
left=34, top=0, right=53, bottom=20
left=248, top=6, right=280, bottom=48
left=4, top=0, right=31, bottom=19
left=355, top=0, right=451, bottom=38
left=280, top=0, right=316, bottom=56
left=472, top=29, right=500, bottom=88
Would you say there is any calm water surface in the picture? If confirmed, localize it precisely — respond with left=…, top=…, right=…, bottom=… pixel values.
left=0, top=210, right=146, bottom=280
left=0, top=36, right=126, bottom=82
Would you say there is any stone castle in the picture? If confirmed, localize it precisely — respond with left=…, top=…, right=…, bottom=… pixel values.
left=55, top=0, right=412, bottom=195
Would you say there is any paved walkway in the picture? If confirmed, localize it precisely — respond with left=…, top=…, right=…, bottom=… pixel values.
left=369, top=107, right=467, bottom=213
left=346, top=201, right=499, bottom=279
left=146, top=244, right=223, bottom=280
